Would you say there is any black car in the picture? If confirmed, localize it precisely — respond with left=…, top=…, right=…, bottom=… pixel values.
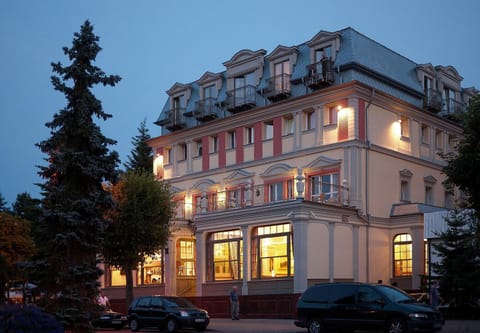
left=295, top=282, right=443, bottom=333
left=127, top=295, right=209, bottom=333
left=92, top=309, right=128, bottom=330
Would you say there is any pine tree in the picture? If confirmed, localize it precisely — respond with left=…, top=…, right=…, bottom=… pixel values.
left=35, top=20, right=120, bottom=332
left=432, top=209, right=480, bottom=309
left=124, top=118, right=153, bottom=173
left=0, top=193, right=9, bottom=212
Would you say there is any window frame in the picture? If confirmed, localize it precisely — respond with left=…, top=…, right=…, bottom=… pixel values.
left=306, top=169, right=340, bottom=203
left=176, top=239, right=196, bottom=277
left=393, top=233, right=413, bottom=277
left=207, top=230, right=243, bottom=282
left=265, top=177, right=294, bottom=203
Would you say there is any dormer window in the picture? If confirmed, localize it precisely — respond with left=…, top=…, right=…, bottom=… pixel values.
left=194, top=72, right=223, bottom=122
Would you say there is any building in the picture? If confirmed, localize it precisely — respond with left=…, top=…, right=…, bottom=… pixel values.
left=101, top=27, right=476, bottom=306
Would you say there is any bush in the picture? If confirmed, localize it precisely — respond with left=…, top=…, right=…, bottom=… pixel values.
left=0, top=303, right=63, bottom=332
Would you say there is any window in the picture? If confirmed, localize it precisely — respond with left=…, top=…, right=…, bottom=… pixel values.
left=400, top=180, right=410, bottom=202
left=165, top=147, right=172, bottom=165
left=448, top=134, right=457, bottom=152
left=193, top=192, right=217, bottom=214
left=233, top=72, right=255, bottom=107
left=266, top=179, right=294, bottom=202
left=226, top=186, right=244, bottom=209
left=400, top=116, right=409, bottom=138
left=425, top=185, right=433, bottom=205
left=315, top=46, right=332, bottom=62
left=393, top=234, right=412, bottom=277
left=251, top=223, right=294, bottom=279
left=309, top=172, right=339, bottom=203
left=178, top=143, right=187, bottom=161
left=173, top=95, right=185, bottom=112
left=174, top=197, right=185, bottom=219
left=423, top=76, right=433, bottom=96
left=211, top=135, right=218, bottom=153
left=194, top=140, right=202, bottom=157
left=273, top=60, right=290, bottom=92
left=435, top=129, right=443, bottom=150
left=207, top=230, right=243, bottom=281
left=228, top=130, right=236, bottom=149
left=444, top=191, right=454, bottom=209
left=203, top=84, right=215, bottom=99
left=283, top=115, right=294, bottom=135
left=138, top=252, right=163, bottom=285
left=421, top=124, right=430, bottom=144
left=245, top=126, right=254, bottom=145
left=264, top=120, right=274, bottom=140
left=303, top=109, right=315, bottom=131
left=443, top=86, right=456, bottom=114
left=109, top=266, right=126, bottom=286
left=176, top=239, right=195, bottom=277
left=324, top=106, right=338, bottom=126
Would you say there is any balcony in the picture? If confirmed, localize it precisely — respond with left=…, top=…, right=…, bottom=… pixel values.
left=306, top=58, right=334, bottom=90
left=226, top=85, right=257, bottom=113
left=154, top=108, right=187, bottom=131
left=440, top=98, right=466, bottom=121
left=423, top=89, right=442, bottom=113
left=263, top=74, right=291, bottom=102
left=190, top=97, right=222, bottom=122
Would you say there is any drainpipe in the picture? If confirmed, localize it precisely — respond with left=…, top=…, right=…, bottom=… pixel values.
left=365, top=87, right=375, bottom=283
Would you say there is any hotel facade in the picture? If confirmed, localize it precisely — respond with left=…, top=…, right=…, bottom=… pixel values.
left=101, top=28, right=476, bottom=303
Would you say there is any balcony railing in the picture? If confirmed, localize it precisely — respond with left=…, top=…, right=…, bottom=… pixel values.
left=154, top=108, right=187, bottom=131
left=263, top=73, right=291, bottom=102
left=306, top=58, right=334, bottom=90
left=226, top=85, right=257, bottom=113
left=423, top=88, right=442, bottom=113
left=192, top=97, right=222, bottom=122
left=440, top=98, right=465, bottom=118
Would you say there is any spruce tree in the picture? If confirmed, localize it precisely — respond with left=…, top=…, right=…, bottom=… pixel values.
left=124, top=118, right=153, bottom=173
left=36, top=20, right=120, bottom=332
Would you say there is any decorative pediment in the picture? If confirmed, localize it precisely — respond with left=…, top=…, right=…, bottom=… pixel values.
left=223, top=49, right=267, bottom=68
left=197, top=71, right=223, bottom=86
left=423, top=175, right=437, bottom=184
left=399, top=169, right=413, bottom=178
left=266, top=45, right=298, bottom=62
left=306, top=30, right=341, bottom=62
left=261, top=163, right=295, bottom=177
left=304, top=156, right=341, bottom=170
left=435, top=65, right=463, bottom=82
left=192, top=179, right=216, bottom=191
left=167, top=82, right=191, bottom=96
left=417, top=63, right=436, bottom=76
left=224, top=169, right=255, bottom=184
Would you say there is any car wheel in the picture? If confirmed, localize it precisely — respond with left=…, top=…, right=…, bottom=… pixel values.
left=194, top=324, right=207, bottom=332
left=307, top=318, right=323, bottom=333
left=166, top=317, right=178, bottom=333
left=129, top=318, right=140, bottom=332
left=386, top=318, right=406, bottom=333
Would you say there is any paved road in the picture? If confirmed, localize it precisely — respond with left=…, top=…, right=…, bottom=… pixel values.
left=99, top=318, right=480, bottom=333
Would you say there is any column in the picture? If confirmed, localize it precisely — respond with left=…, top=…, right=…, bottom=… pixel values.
left=195, top=230, right=204, bottom=296
left=293, top=218, right=309, bottom=293
left=241, top=225, right=250, bottom=295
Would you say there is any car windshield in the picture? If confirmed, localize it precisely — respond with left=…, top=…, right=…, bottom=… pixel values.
left=163, top=297, right=194, bottom=308
left=375, top=285, right=415, bottom=303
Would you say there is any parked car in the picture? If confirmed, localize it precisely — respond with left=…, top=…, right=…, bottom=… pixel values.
left=127, top=295, right=209, bottom=333
left=295, top=282, right=443, bottom=333
left=92, top=309, right=128, bottom=330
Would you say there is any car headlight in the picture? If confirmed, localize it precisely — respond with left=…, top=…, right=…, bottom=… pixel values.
left=409, top=313, right=428, bottom=320
left=180, top=311, right=189, bottom=317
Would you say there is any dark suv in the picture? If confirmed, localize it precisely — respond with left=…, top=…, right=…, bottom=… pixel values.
left=127, top=296, right=209, bottom=333
left=295, top=283, right=443, bottom=333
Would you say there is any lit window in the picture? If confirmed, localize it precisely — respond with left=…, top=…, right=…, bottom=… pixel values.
left=283, top=115, right=294, bottom=135
left=207, top=230, right=243, bottom=281
left=138, top=252, right=163, bottom=285
left=324, top=106, right=338, bottom=126
left=393, top=233, right=412, bottom=277
left=251, top=223, right=294, bottom=279
left=309, top=172, right=339, bottom=203
left=165, top=147, right=172, bottom=165
left=400, top=116, right=409, bottom=138
left=109, top=266, right=126, bottom=286
left=176, top=239, right=195, bottom=277
left=264, top=120, right=274, bottom=140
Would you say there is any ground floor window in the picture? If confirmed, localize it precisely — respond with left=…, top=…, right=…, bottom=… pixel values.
left=207, top=230, right=243, bottom=281
left=177, top=239, right=196, bottom=277
left=252, top=223, right=294, bottom=279
left=393, top=233, right=412, bottom=277
left=138, top=251, right=163, bottom=284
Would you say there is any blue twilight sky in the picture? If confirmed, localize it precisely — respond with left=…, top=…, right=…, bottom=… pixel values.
left=0, top=0, right=479, bottom=206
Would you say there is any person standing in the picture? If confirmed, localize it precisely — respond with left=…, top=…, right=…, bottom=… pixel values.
left=97, top=290, right=110, bottom=309
left=429, top=280, right=443, bottom=309
left=229, top=285, right=240, bottom=320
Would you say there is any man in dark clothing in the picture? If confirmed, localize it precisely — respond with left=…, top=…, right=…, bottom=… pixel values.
left=229, top=285, right=239, bottom=320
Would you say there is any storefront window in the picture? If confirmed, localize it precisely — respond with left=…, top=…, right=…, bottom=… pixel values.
left=252, top=223, right=294, bottom=279
left=207, top=230, right=243, bottom=281
left=138, top=251, right=163, bottom=284
left=177, top=239, right=196, bottom=277
left=110, top=267, right=126, bottom=286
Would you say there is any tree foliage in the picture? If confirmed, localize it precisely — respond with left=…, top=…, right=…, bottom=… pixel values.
left=103, top=171, right=174, bottom=307
left=124, top=118, right=153, bottom=173
left=442, top=93, right=480, bottom=215
left=0, top=212, right=36, bottom=303
left=0, top=192, right=9, bottom=212
left=432, top=209, right=480, bottom=306
left=35, top=20, right=120, bottom=332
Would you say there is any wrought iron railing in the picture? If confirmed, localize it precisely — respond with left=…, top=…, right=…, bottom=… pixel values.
left=155, top=108, right=187, bottom=131
left=423, top=88, right=442, bottom=112
left=226, top=85, right=257, bottom=112
left=193, top=97, right=222, bottom=122
left=264, top=74, right=291, bottom=102
left=306, top=58, right=334, bottom=90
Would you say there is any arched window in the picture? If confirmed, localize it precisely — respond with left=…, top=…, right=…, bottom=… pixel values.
left=393, top=233, right=412, bottom=277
